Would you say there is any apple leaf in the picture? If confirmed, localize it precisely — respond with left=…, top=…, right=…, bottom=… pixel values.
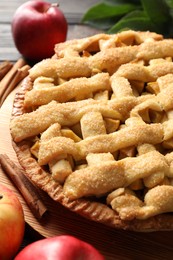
left=108, top=11, right=158, bottom=33
left=141, top=0, right=170, bottom=24
left=165, top=0, right=173, bottom=8
left=103, top=0, right=141, bottom=4
left=82, top=2, right=138, bottom=21
left=82, top=0, right=173, bottom=37
left=83, top=17, right=119, bottom=30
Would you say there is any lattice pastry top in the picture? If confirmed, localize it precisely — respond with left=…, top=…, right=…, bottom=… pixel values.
left=10, top=30, right=173, bottom=230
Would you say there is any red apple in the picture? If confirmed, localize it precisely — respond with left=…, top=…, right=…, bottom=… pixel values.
left=14, top=235, right=105, bottom=260
left=0, top=184, right=25, bottom=260
left=11, top=0, right=67, bottom=61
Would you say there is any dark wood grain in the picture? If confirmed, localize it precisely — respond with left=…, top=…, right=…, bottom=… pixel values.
left=1, top=1, right=173, bottom=260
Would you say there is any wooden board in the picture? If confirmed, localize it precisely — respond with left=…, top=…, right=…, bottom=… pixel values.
left=2, top=88, right=173, bottom=260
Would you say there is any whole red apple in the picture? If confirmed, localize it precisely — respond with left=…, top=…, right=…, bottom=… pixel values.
left=11, top=0, right=67, bottom=61
left=14, top=235, right=105, bottom=260
left=0, top=184, right=25, bottom=260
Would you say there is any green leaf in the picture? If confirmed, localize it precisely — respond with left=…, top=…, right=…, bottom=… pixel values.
left=165, top=0, right=173, bottom=8
left=83, top=17, right=120, bottom=30
left=103, top=0, right=141, bottom=4
left=81, top=0, right=173, bottom=37
left=108, top=11, right=158, bottom=33
left=141, top=0, right=170, bottom=24
left=165, top=0, right=173, bottom=23
left=82, top=2, right=138, bottom=22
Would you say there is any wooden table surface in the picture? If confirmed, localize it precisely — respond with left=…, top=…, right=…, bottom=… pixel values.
left=2, top=1, right=173, bottom=260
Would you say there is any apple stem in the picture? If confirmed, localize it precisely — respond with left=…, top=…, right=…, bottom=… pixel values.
left=0, top=194, right=3, bottom=199
left=51, top=3, right=60, bottom=8
left=45, top=3, right=59, bottom=12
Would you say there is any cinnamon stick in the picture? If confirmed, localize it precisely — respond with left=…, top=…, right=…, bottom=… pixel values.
left=0, top=58, right=26, bottom=105
left=0, top=64, right=31, bottom=106
left=0, top=154, right=48, bottom=220
left=0, top=61, right=13, bottom=80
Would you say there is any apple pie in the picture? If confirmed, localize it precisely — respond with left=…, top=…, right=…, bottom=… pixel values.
left=10, top=30, right=173, bottom=231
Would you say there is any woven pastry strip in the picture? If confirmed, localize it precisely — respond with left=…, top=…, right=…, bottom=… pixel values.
left=10, top=30, right=173, bottom=230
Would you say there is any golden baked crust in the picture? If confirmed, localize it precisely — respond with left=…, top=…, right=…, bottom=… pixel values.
left=10, top=30, right=173, bottom=231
